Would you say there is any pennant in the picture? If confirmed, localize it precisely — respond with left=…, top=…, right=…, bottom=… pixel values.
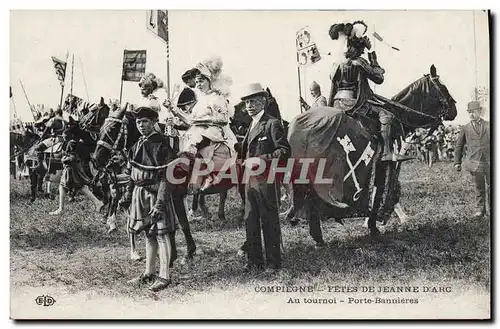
left=122, top=50, right=147, bottom=82
left=51, top=56, right=67, bottom=86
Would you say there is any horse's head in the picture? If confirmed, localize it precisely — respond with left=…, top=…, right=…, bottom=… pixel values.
left=392, top=65, right=457, bottom=126
left=79, top=97, right=110, bottom=132
left=92, top=103, right=138, bottom=169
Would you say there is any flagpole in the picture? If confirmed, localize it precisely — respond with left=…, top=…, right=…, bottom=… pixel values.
left=70, top=53, right=75, bottom=96
left=79, top=56, right=90, bottom=101
left=472, top=10, right=478, bottom=101
left=19, top=79, right=35, bottom=119
left=119, top=49, right=125, bottom=105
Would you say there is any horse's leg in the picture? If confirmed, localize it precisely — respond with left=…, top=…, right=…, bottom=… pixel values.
left=106, top=184, right=118, bottom=234
left=372, top=160, right=399, bottom=233
left=394, top=202, right=409, bottom=224
left=173, top=192, right=196, bottom=260
left=217, top=190, right=228, bottom=223
left=307, top=193, right=326, bottom=247
left=199, top=194, right=210, bottom=221
left=29, top=170, right=37, bottom=202
left=191, top=194, right=199, bottom=217
left=368, top=161, right=387, bottom=237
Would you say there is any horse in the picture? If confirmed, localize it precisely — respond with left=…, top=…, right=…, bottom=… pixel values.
left=285, top=65, right=457, bottom=246
left=92, top=105, right=198, bottom=263
left=10, top=127, right=64, bottom=202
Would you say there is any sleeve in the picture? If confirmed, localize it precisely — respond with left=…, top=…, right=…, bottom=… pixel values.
left=122, top=148, right=135, bottom=200
left=354, top=57, right=384, bottom=85
left=453, top=127, right=466, bottom=166
left=327, top=65, right=341, bottom=107
left=259, top=120, right=291, bottom=161
left=154, top=139, right=176, bottom=212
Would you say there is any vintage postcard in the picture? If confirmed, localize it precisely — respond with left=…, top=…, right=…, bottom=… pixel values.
left=9, top=9, right=491, bottom=320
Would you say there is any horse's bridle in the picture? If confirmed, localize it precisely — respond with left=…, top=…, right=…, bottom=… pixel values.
left=93, top=116, right=130, bottom=187
left=429, top=76, right=454, bottom=119
left=97, top=117, right=129, bottom=156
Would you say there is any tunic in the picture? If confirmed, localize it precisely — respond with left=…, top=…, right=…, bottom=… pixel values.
left=126, top=131, right=178, bottom=236
left=60, top=139, right=92, bottom=191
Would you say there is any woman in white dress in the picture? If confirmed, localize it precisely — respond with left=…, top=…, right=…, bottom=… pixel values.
left=169, top=57, right=238, bottom=169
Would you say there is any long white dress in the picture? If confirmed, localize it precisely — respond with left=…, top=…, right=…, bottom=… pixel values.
left=180, top=90, right=237, bottom=161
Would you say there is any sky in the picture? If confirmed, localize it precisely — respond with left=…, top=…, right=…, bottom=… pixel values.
left=9, top=10, right=490, bottom=125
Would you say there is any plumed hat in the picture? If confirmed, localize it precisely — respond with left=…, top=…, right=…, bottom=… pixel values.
left=329, top=20, right=371, bottom=51
left=194, top=56, right=233, bottom=97
left=139, top=72, right=164, bottom=90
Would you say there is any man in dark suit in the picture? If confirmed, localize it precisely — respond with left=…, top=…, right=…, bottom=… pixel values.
left=454, top=101, right=490, bottom=219
left=240, top=83, right=291, bottom=272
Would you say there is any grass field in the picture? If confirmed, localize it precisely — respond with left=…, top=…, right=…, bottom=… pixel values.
left=9, top=160, right=491, bottom=318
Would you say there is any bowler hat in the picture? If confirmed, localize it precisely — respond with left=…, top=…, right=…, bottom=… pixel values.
left=240, top=83, right=269, bottom=100
left=467, top=101, right=482, bottom=112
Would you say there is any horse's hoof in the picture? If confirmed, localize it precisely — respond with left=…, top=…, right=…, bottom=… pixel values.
left=30, top=198, right=35, bottom=203
left=130, top=252, right=143, bottom=261
left=49, top=209, right=62, bottom=215
left=107, top=224, right=117, bottom=234
left=315, top=241, right=327, bottom=249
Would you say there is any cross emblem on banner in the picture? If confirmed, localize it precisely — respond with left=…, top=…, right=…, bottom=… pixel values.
left=337, top=134, right=375, bottom=201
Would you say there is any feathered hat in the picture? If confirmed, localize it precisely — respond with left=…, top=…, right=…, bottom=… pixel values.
left=194, top=56, right=233, bottom=97
left=329, top=20, right=372, bottom=51
left=139, top=72, right=164, bottom=90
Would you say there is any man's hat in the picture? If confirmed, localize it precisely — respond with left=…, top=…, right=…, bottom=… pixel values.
left=240, top=83, right=269, bottom=101
left=135, top=98, right=160, bottom=120
left=181, top=68, right=200, bottom=84
left=467, top=101, right=482, bottom=112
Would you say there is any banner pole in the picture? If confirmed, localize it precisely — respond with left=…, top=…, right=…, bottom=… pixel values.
left=119, top=49, right=125, bottom=105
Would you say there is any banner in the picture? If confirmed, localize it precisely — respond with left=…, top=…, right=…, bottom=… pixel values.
left=63, top=94, right=84, bottom=114
left=146, top=10, right=169, bottom=44
left=122, top=50, right=147, bottom=82
left=51, top=56, right=67, bottom=86
left=296, top=26, right=321, bottom=66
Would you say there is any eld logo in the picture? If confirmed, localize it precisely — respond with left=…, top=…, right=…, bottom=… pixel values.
left=35, top=295, right=56, bottom=307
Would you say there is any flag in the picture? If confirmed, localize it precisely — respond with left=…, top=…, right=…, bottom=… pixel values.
left=63, top=94, right=84, bottom=114
left=122, top=50, right=147, bottom=82
left=146, top=10, right=169, bottom=58
left=296, top=27, right=321, bottom=66
left=147, top=10, right=169, bottom=44
left=51, top=56, right=67, bottom=86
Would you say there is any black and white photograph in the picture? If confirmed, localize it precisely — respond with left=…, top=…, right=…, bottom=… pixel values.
left=7, top=9, right=491, bottom=319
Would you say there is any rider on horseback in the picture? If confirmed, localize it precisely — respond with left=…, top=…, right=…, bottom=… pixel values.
left=34, top=107, right=67, bottom=170
left=327, top=21, right=412, bottom=162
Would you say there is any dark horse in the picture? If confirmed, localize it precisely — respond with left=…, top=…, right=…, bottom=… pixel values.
left=92, top=105, right=198, bottom=263
left=285, top=65, right=457, bottom=245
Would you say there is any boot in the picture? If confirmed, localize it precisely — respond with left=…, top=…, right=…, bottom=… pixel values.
left=380, top=124, right=413, bottom=162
